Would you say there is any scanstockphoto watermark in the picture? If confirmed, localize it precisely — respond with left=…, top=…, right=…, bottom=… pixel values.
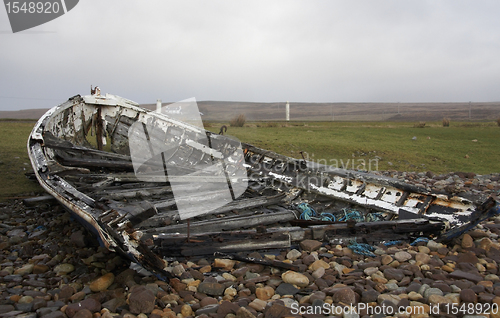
left=290, top=303, right=427, bottom=316
left=3, top=0, right=79, bottom=33
left=291, top=302, right=500, bottom=316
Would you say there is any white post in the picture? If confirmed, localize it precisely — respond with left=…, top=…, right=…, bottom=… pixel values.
left=286, top=101, right=290, bottom=121
left=469, top=101, right=471, bottom=120
left=156, top=99, right=162, bottom=112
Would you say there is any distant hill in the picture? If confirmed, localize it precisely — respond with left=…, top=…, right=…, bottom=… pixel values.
left=0, top=108, right=49, bottom=120
left=2, top=101, right=499, bottom=122
left=118, top=101, right=500, bottom=122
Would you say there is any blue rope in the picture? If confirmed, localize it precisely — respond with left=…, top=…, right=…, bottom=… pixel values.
left=298, top=206, right=387, bottom=223
left=366, top=212, right=385, bottom=222
left=320, top=212, right=336, bottom=222
left=339, top=208, right=364, bottom=222
left=410, top=237, right=429, bottom=246
left=298, top=203, right=317, bottom=220
left=384, top=240, right=402, bottom=247
left=348, top=240, right=377, bottom=257
left=348, top=237, right=430, bottom=257
left=297, top=203, right=336, bottom=222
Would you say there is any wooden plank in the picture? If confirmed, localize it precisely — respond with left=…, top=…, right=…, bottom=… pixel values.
left=154, top=232, right=290, bottom=257
left=43, top=132, right=132, bottom=161
left=145, top=210, right=296, bottom=235
left=139, top=194, right=286, bottom=230
left=58, top=156, right=135, bottom=170
left=214, top=252, right=300, bottom=271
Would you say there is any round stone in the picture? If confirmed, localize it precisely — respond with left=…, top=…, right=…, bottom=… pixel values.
left=54, top=263, right=75, bottom=275
left=282, top=271, right=309, bottom=288
left=394, top=251, right=412, bottom=262
left=89, top=273, right=114, bottom=292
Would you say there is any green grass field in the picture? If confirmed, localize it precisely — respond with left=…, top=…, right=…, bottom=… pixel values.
left=223, top=121, right=500, bottom=175
left=1, top=120, right=499, bottom=201
left=0, top=121, right=43, bottom=200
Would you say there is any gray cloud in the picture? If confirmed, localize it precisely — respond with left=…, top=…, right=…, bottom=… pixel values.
left=1, top=0, right=500, bottom=110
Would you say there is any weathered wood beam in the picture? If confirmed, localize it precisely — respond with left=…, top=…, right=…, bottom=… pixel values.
left=214, top=252, right=300, bottom=271
left=154, top=232, right=290, bottom=257
left=43, top=132, right=132, bottom=161
left=139, top=194, right=286, bottom=230
left=144, top=210, right=296, bottom=235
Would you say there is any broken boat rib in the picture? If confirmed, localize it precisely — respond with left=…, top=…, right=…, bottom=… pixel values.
left=27, top=92, right=500, bottom=278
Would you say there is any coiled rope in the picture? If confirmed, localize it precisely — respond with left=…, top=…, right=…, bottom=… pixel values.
left=297, top=203, right=336, bottom=222
left=348, top=240, right=377, bottom=257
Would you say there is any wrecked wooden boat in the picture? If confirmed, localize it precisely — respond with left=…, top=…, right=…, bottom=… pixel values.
left=27, top=92, right=500, bottom=278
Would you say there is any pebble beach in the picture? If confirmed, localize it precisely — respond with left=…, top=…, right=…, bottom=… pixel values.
left=1, top=171, right=500, bottom=318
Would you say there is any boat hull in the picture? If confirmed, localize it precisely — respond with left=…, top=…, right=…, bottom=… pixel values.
left=27, top=93, right=500, bottom=277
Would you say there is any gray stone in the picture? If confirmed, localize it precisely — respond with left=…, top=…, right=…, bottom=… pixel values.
left=172, top=264, right=185, bottom=277
left=198, top=282, right=226, bottom=296
left=394, top=251, right=412, bottom=262
left=385, top=283, right=399, bottom=291
left=311, top=298, right=324, bottom=310
left=418, top=283, right=430, bottom=296
left=361, top=290, right=379, bottom=303
left=15, top=302, right=33, bottom=312
left=383, top=268, right=405, bottom=281
left=245, top=272, right=260, bottom=280
left=423, top=288, right=443, bottom=299
left=196, top=304, right=219, bottom=316
left=1, top=311, right=24, bottom=318
left=0, top=305, right=15, bottom=314
left=448, top=270, right=483, bottom=283
left=312, top=266, right=325, bottom=279
left=451, top=285, right=462, bottom=293
left=286, top=249, right=302, bottom=261
left=275, top=283, right=299, bottom=296
left=41, top=311, right=67, bottom=318
left=32, top=298, right=47, bottom=310
left=36, top=307, right=59, bottom=317
left=427, top=240, right=443, bottom=251
left=3, top=275, right=23, bottom=282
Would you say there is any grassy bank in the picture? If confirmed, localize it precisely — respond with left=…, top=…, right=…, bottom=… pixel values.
left=0, top=121, right=43, bottom=200
left=0, top=120, right=499, bottom=200
left=221, top=121, right=500, bottom=175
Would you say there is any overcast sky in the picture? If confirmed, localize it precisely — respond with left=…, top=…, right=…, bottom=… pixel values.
left=1, top=0, right=500, bottom=110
